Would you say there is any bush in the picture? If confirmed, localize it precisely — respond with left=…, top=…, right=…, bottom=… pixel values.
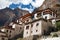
left=52, top=33, right=58, bottom=37
left=56, top=21, right=60, bottom=30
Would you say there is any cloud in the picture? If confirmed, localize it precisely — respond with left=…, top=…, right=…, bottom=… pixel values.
left=21, top=8, right=34, bottom=13
left=18, top=3, right=34, bottom=13
left=20, top=0, right=32, bottom=5
left=8, top=0, right=44, bottom=7
left=0, top=0, right=12, bottom=9
left=8, top=0, right=21, bottom=4
left=0, top=0, right=44, bottom=12
left=31, top=0, right=45, bottom=8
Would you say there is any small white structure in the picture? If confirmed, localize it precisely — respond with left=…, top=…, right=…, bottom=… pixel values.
left=0, top=32, right=8, bottom=40
left=0, top=27, right=15, bottom=39
left=42, top=8, right=56, bottom=20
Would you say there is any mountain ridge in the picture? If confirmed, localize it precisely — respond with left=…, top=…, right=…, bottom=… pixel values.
left=0, top=7, right=29, bottom=26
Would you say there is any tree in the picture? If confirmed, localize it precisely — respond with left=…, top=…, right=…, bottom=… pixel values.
left=56, top=21, right=60, bottom=30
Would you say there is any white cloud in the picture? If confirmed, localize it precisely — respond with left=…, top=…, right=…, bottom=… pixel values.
left=0, top=0, right=45, bottom=12
left=31, top=0, right=45, bottom=8
left=20, top=0, right=32, bottom=5
left=0, top=0, right=12, bottom=9
left=8, top=0, right=21, bottom=4
left=7, top=0, right=32, bottom=4
left=21, top=8, right=34, bottom=13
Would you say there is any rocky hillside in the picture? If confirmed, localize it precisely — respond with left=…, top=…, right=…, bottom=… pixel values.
left=0, top=8, right=15, bottom=26
left=14, top=8, right=29, bottom=18
left=0, top=8, right=29, bottom=26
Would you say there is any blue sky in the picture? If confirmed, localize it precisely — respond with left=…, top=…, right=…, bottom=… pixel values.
left=0, top=0, right=44, bottom=13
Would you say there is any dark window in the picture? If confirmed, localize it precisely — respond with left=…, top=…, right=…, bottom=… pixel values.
left=50, top=13, right=52, bottom=15
left=45, top=16, right=47, bottom=19
left=31, top=24, right=33, bottom=28
left=20, top=27, right=22, bottom=29
left=2, top=38, right=4, bottom=40
left=36, top=23, right=39, bottom=26
left=26, top=26, right=29, bottom=29
left=32, top=16, right=34, bottom=20
left=37, top=13, right=41, bottom=17
left=27, top=20, right=29, bottom=22
left=36, top=30, right=38, bottom=32
left=6, top=30, right=8, bottom=32
left=10, top=31, right=11, bottom=33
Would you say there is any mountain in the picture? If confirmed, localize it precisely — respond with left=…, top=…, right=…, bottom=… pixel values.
left=0, top=8, right=15, bottom=26
left=0, top=8, right=29, bottom=26
left=1, top=0, right=60, bottom=26
left=14, top=8, right=29, bottom=18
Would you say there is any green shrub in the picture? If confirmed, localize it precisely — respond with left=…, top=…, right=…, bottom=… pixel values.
left=52, top=33, right=58, bottom=37
left=56, top=21, right=60, bottom=30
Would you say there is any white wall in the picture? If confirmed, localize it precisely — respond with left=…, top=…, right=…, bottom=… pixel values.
left=31, top=21, right=42, bottom=35
left=23, top=24, right=31, bottom=38
left=15, top=24, right=23, bottom=35
left=51, top=19, right=56, bottom=27
left=23, top=20, right=48, bottom=38
left=41, top=37, right=60, bottom=40
left=42, top=14, right=52, bottom=19
left=34, top=13, right=38, bottom=19
left=51, top=19, right=56, bottom=25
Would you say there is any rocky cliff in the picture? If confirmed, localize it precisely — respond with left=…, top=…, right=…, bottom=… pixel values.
left=0, top=8, right=29, bottom=26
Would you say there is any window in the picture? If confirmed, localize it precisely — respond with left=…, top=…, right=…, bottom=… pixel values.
left=32, top=15, right=34, bottom=20
left=36, top=30, right=38, bottom=32
left=31, top=24, right=33, bottom=28
left=36, top=23, right=39, bottom=26
left=6, top=30, right=8, bottom=32
left=26, top=26, right=29, bottom=29
left=37, top=13, right=41, bottom=17
left=20, top=27, right=22, bottom=29
left=10, top=31, right=11, bottom=33
left=45, top=16, right=47, bottom=19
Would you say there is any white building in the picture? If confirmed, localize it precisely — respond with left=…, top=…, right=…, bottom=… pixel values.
left=0, top=31, right=8, bottom=40
left=23, top=19, right=49, bottom=38
left=0, top=26, right=15, bottom=39
left=0, top=8, right=57, bottom=40
left=0, top=21, right=24, bottom=40
left=22, top=8, right=57, bottom=40
left=42, top=8, right=56, bottom=27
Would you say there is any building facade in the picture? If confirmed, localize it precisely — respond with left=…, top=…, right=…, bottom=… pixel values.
left=0, top=8, right=57, bottom=40
left=23, top=8, right=57, bottom=40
